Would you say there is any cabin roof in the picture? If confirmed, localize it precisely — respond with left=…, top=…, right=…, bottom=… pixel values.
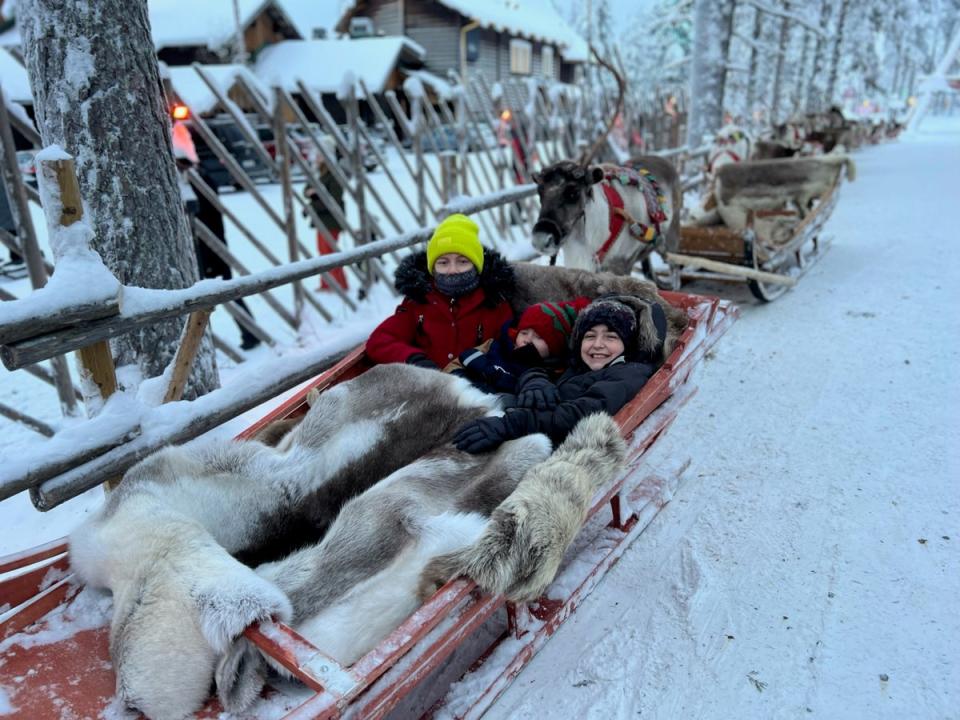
left=167, top=63, right=270, bottom=115
left=253, top=36, right=426, bottom=95
left=336, top=0, right=588, bottom=62
left=148, top=0, right=298, bottom=51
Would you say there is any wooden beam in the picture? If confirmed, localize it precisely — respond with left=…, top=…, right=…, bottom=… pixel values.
left=666, top=252, right=797, bottom=285
left=163, top=310, right=211, bottom=403
left=0, top=402, right=55, bottom=437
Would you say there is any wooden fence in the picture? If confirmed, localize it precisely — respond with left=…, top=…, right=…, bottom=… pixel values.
left=0, top=65, right=707, bottom=507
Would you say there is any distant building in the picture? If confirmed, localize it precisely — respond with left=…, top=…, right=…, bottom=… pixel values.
left=149, top=0, right=300, bottom=66
left=334, top=0, right=587, bottom=88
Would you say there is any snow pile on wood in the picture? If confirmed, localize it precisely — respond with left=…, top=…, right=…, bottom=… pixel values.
left=255, top=37, right=426, bottom=95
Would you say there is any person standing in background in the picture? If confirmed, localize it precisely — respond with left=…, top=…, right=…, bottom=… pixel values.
left=304, top=137, right=347, bottom=291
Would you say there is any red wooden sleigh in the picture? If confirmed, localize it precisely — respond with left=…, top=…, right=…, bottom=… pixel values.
left=0, top=291, right=736, bottom=719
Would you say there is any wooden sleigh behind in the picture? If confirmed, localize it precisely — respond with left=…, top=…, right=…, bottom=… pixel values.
left=668, top=157, right=848, bottom=302
left=0, top=291, right=737, bottom=720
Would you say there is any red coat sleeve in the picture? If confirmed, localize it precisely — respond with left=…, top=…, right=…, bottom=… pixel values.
left=366, top=301, right=423, bottom=364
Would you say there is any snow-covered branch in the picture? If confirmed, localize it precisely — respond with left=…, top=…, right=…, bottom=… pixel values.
left=732, top=30, right=785, bottom=57
left=743, top=0, right=827, bottom=37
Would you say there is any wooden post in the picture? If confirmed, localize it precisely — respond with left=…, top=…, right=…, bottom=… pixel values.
left=344, top=82, right=374, bottom=293
left=0, top=89, right=79, bottom=416
left=274, top=88, right=304, bottom=321
left=163, top=311, right=211, bottom=403
left=44, top=157, right=118, bottom=413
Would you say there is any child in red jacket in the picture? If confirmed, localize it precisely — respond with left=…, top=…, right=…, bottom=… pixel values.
left=366, top=214, right=516, bottom=369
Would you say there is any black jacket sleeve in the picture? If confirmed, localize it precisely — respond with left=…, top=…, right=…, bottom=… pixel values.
left=501, top=363, right=654, bottom=444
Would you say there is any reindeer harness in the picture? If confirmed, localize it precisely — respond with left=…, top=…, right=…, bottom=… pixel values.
left=707, top=130, right=750, bottom=174
left=593, top=166, right=667, bottom=267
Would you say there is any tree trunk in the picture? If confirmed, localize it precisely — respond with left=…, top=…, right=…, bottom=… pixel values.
left=770, top=3, right=792, bottom=123
left=687, top=0, right=736, bottom=147
left=825, top=0, right=851, bottom=105
left=20, top=0, right=218, bottom=398
left=746, top=7, right=765, bottom=119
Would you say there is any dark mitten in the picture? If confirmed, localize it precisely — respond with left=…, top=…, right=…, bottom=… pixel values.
left=510, top=343, right=545, bottom=368
left=406, top=353, right=439, bottom=370
left=516, top=371, right=559, bottom=410
left=453, top=417, right=512, bottom=454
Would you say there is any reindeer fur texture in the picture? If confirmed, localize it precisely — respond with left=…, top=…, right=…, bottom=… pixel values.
left=215, top=432, right=555, bottom=712
left=714, top=154, right=854, bottom=231
left=69, top=364, right=500, bottom=720
left=508, top=261, right=687, bottom=361
left=418, top=413, right=626, bottom=602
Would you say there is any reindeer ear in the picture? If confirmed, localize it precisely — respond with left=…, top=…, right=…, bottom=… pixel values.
left=589, top=166, right=604, bottom=184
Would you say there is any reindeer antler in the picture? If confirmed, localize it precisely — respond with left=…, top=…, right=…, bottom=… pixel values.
left=578, top=45, right=627, bottom=167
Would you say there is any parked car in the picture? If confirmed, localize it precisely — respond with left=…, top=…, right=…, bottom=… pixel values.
left=423, top=123, right=497, bottom=153
left=256, top=125, right=317, bottom=169
left=185, top=117, right=273, bottom=189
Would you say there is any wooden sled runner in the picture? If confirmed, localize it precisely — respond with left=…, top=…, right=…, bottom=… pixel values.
left=670, top=157, right=848, bottom=301
left=0, top=291, right=736, bottom=720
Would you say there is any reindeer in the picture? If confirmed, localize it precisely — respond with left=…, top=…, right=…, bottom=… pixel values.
left=689, top=123, right=753, bottom=226
left=530, top=51, right=681, bottom=282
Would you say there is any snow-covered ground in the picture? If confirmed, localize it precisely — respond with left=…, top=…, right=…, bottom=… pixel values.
left=0, top=117, right=957, bottom=719
left=483, top=118, right=960, bottom=719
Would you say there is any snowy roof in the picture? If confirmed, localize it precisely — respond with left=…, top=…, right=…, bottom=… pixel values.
left=167, top=64, right=270, bottom=115
left=254, top=37, right=425, bottom=95
left=275, top=0, right=346, bottom=40
left=0, top=48, right=32, bottom=103
left=337, top=0, right=588, bottom=62
left=148, top=0, right=297, bottom=51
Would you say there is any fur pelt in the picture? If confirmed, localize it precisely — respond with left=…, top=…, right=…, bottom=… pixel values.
left=508, top=262, right=687, bottom=361
left=69, top=364, right=500, bottom=720
left=715, top=155, right=854, bottom=231
left=393, top=247, right=515, bottom=305
left=215, top=432, right=554, bottom=713
left=418, top=413, right=626, bottom=602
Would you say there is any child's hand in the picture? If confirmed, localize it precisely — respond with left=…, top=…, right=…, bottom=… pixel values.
left=516, top=371, right=559, bottom=410
left=406, top=353, right=439, bottom=370
left=454, top=417, right=510, bottom=453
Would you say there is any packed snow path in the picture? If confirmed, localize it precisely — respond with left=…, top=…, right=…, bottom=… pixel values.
left=481, top=124, right=960, bottom=719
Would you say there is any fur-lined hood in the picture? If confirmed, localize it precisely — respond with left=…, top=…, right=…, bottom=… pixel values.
left=394, top=248, right=515, bottom=307
left=569, top=294, right=668, bottom=368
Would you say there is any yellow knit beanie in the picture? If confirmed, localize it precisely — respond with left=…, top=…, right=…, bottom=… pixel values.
left=426, top=214, right=484, bottom=274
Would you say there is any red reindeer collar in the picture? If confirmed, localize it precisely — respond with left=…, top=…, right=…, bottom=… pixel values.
left=593, top=168, right=666, bottom=268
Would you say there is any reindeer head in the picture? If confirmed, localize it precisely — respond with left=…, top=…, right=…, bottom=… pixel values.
left=531, top=161, right=604, bottom=256
left=530, top=46, right=624, bottom=259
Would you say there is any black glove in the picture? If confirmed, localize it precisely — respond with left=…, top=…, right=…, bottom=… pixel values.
left=453, top=416, right=512, bottom=454
left=516, top=371, right=559, bottom=410
left=510, top=342, right=545, bottom=368
left=406, top=353, right=439, bottom=370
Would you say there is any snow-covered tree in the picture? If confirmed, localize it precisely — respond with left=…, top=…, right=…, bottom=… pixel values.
left=687, top=0, right=736, bottom=145
left=20, top=0, right=219, bottom=398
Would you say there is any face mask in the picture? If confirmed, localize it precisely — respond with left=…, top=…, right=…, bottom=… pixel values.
left=434, top=268, right=480, bottom=298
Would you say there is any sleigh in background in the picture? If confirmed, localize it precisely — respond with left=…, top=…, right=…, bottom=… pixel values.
left=670, top=154, right=852, bottom=302
left=0, top=290, right=736, bottom=720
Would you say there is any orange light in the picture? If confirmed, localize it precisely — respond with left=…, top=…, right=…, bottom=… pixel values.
left=500, top=109, right=512, bottom=121
left=172, top=104, right=190, bottom=120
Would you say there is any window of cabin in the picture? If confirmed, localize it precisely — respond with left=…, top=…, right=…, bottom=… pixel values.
left=510, top=39, right=532, bottom=75
left=466, top=27, right=480, bottom=62
left=542, top=45, right=554, bottom=77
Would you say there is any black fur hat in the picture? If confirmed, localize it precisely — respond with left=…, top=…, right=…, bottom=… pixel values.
left=571, top=294, right=668, bottom=366
left=572, top=298, right=638, bottom=347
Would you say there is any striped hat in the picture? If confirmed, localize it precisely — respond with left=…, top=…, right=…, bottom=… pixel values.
left=516, top=297, right=591, bottom=356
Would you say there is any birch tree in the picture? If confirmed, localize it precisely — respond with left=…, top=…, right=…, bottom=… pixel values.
left=686, top=0, right=736, bottom=146
left=20, top=0, right=219, bottom=398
